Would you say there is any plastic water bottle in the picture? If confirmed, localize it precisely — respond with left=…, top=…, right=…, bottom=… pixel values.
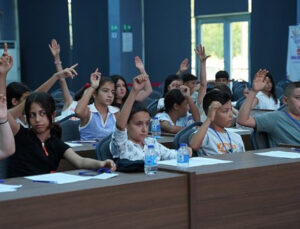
left=177, top=143, right=189, bottom=167
left=144, top=145, right=158, bottom=175
left=186, top=115, right=194, bottom=126
left=151, top=117, right=161, bottom=138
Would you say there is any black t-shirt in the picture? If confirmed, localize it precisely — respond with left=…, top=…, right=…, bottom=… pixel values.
left=7, top=126, right=70, bottom=178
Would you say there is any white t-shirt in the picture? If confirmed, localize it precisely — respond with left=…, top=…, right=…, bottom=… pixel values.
left=157, top=98, right=165, bottom=110
left=255, top=91, right=280, bottom=110
left=192, top=127, right=245, bottom=156
left=155, top=112, right=193, bottom=127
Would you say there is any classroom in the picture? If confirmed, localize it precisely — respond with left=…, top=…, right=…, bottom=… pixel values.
left=0, top=0, right=300, bottom=228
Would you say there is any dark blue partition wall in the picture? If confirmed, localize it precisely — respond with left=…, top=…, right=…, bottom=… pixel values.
left=250, top=0, right=297, bottom=82
left=195, top=0, right=248, bottom=16
left=119, top=0, right=143, bottom=81
left=71, top=0, right=109, bottom=91
left=144, top=0, right=191, bottom=85
left=18, top=0, right=70, bottom=90
left=108, top=0, right=143, bottom=83
left=0, top=0, right=16, bottom=40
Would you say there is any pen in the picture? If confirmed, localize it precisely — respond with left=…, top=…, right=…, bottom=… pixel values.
left=32, top=180, right=57, bottom=184
left=291, top=148, right=300, bottom=152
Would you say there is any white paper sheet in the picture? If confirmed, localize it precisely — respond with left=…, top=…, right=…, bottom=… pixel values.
left=65, top=142, right=83, bottom=147
left=0, top=184, right=22, bottom=193
left=158, top=157, right=232, bottom=167
left=25, top=173, right=92, bottom=184
left=255, top=151, right=300, bottom=159
left=92, top=173, right=119, bottom=180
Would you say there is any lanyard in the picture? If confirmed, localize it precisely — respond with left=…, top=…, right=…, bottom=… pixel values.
left=209, top=127, right=233, bottom=154
left=284, top=111, right=300, bottom=129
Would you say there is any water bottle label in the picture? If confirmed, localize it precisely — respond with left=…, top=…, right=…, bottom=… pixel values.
left=177, top=153, right=184, bottom=163
left=145, top=155, right=158, bottom=166
left=183, top=154, right=189, bottom=163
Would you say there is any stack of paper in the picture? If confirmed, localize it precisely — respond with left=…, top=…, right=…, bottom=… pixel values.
left=158, top=157, right=232, bottom=167
left=0, top=184, right=22, bottom=193
left=25, top=172, right=119, bottom=184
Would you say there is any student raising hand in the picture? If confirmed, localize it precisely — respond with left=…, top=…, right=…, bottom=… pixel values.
left=179, top=85, right=191, bottom=97
left=90, top=68, right=101, bottom=89
left=207, top=101, right=222, bottom=122
left=135, top=56, right=146, bottom=75
left=252, top=69, right=269, bottom=93
left=195, top=45, right=211, bottom=62
left=0, top=46, right=13, bottom=75
left=177, top=58, right=189, bottom=75
left=54, top=63, right=78, bottom=80
left=132, top=74, right=149, bottom=93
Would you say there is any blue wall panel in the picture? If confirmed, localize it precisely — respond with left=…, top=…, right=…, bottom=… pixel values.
left=18, top=0, right=70, bottom=90
left=250, top=0, right=297, bottom=83
left=72, top=0, right=109, bottom=91
left=195, top=0, right=248, bottom=16
left=0, top=0, right=16, bottom=40
left=144, top=0, right=191, bottom=85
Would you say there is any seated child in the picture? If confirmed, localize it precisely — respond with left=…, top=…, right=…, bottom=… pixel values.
left=156, top=87, right=200, bottom=134
left=189, top=90, right=245, bottom=156
left=75, top=69, right=119, bottom=141
left=110, top=74, right=192, bottom=160
left=157, top=74, right=183, bottom=110
left=237, top=70, right=300, bottom=147
left=6, top=91, right=116, bottom=178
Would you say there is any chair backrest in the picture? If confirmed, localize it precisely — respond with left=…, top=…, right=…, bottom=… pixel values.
left=173, top=122, right=202, bottom=149
left=147, top=99, right=159, bottom=117
left=60, top=119, right=81, bottom=141
left=96, top=134, right=113, bottom=160
left=250, top=130, right=269, bottom=150
left=142, top=97, right=154, bottom=107
left=235, top=96, right=246, bottom=110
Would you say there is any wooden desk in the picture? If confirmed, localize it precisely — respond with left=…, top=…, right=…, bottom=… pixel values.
left=0, top=171, right=189, bottom=228
left=159, top=147, right=300, bottom=228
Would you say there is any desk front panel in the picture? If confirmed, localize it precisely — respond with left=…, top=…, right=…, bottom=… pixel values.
left=0, top=171, right=189, bottom=229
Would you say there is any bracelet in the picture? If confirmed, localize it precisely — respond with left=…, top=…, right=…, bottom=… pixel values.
left=0, top=120, right=8, bottom=125
left=54, top=60, right=62, bottom=65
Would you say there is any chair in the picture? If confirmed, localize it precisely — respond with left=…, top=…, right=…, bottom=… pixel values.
left=147, top=99, right=159, bottom=117
left=142, top=97, right=154, bottom=107
left=173, top=122, right=202, bottom=149
left=149, top=90, right=162, bottom=100
left=96, top=134, right=113, bottom=160
left=60, top=119, right=80, bottom=141
left=250, top=130, right=269, bottom=150
left=235, top=96, right=246, bottom=110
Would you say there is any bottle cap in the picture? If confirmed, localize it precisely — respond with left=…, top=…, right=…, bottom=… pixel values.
left=180, top=143, right=187, bottom=147
left=147, top=145, right=154, bottom=149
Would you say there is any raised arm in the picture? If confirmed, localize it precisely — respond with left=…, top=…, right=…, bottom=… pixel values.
left=75, top=68, right=100, bottom=125
left=9, top=65, right=78, bottom=120
left=190, top=101, right=221, bottom=151
left=0, top=94, right=15, bottom=159
left=180, top=85, right=200, bottom=122
left=0, top=43, right=11, bottom=96
left=49, top=39, right=73, bottom=110
left=195, top=45, right=210, bottom=105
left=116, top=74, right=148, bottom=130
left=176, top=58, right=189, bottom=75
left=134, top=56, right=152, bottom=101
left=237, top=69, right=268, bottom=128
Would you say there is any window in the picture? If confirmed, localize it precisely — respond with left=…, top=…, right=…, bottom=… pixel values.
left=196, top=14, right=250, bottom=82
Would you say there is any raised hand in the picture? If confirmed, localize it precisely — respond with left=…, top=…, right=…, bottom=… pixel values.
left=179, top=85, right=190, bottom=97
left=90, top=68, right=101, bottom=89
left=48, top=39, right=61, bottom=58
left=178, top=58, right=189, bottom=74
left=207, top=101, right=222, bottom=122
left=194, top=45, right=211, bottom=62
left=0, top=44, right=13, bottom=75
left=54, top=63, right=78, bottom=80
left=0, top=94, right=7, bottom=123
left=135, top=56, right=146, bottom=74
left=252, top=69, right=269, bottom=92
left=132, top=74, right=148, bottom=93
